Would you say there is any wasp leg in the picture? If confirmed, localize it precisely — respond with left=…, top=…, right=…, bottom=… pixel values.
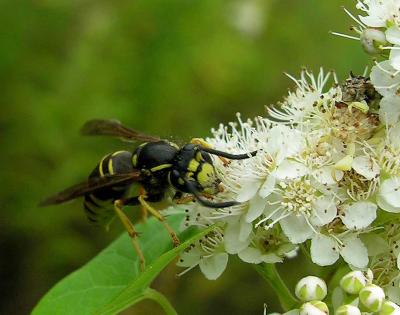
left=114, top=199, right=145, bottom=271
left=139, top=187, right=148, bottom=223
left=190, top=138, right=230, bottom=166
left=138, top=195, right=180, bottom=247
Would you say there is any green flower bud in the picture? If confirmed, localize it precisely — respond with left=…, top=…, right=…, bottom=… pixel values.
left=295, top=276, right=327, bottom=302
left=380, top=300, right=400, bottom=315
left=300, top=301, right=329, bottom=315
left=335, top=305, right=361, bottom=315
left=359, top=284, right=386, bottom=312
left=340, top=270, right=369, bottom=295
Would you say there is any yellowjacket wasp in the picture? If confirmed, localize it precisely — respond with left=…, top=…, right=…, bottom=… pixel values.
left=40, top=119, right=256, bottom=270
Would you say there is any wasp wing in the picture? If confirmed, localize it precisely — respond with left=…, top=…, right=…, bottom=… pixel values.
left=39, top=171, right=143, bottom=206
left=80, top=119, right=161, bottom=142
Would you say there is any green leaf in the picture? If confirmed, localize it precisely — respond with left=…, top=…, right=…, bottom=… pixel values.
left=33, top=213, right=209, bottom=315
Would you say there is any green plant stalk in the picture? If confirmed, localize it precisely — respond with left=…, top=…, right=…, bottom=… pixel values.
left=254, top=263, right=299, bottom=311
left=145, top=288, right=178, bottom=315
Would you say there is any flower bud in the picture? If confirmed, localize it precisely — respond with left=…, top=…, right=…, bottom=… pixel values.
left=295, top=276, right=327, bottom=302
left=340, top=270, right=369, bottom=295
left=300, top=301, right=329, bottom=315
left=360, top=28, right=387, bottom=55
left=335, top=305, right=361, bottom=315
left=380, top=301, right=400, bottom=315
left=359, top=284, right=386, bottom=312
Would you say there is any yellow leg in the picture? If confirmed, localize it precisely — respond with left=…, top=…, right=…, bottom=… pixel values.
left=138, top=195, right=180, bottom=247
left=114, top=200, right=145, bottom=271
left=139, top=187, right=148, bottom=223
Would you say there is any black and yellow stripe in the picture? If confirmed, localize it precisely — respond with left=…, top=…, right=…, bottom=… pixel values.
left=83, top=150, right=133, bottom=226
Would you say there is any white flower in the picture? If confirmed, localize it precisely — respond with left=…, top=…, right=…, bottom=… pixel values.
left=237, top=228, right=297, bottom=264
left=177, top=228, right=228, bottom=280
left=310, top=233, right=368, bottom=268
left=356, top=0, right=400, bottom=28
left=267, top=69, right=340, bottom=125
left=256, top=177, right=337, bottom=244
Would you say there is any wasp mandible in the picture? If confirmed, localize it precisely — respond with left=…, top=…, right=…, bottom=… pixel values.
left=40, top=119, right=256, bottom=270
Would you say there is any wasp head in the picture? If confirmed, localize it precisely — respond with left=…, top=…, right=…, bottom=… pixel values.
left=170, top=144, right=220, bottom=195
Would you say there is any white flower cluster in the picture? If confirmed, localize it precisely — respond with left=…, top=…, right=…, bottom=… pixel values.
left=272, top=272, right=400, bottom=315
left=338, top=1, right=400, bottom=124
left=176, top=1, right=400, bottom=292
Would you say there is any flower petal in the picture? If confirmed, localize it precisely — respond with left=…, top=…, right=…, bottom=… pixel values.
left=246, top=194, right=266, bottom=223
left=310, top=196, right=337, bottom=226
left=279, top=214, right=314, bottom=244
left=177, top=248, right=201, bottom=267
left=379, top=177, right=400, bottom=209
left=377, top=194, right=400, bottom=213
left=224, top=219, right=251, bottom=254
left=352, top=156, right=380, bottom=180
left=379, top=95, right=400, bottom=125
left=275, top=160, right=308, bottom=180
left=341, top=201, right=377, bottom=230
left=311, top=234, right=339, bottom=266
left=261, top=253, right=283, bottom=263
left=359, top=15, right=386, bottom=28
left=387, top=287, right=400, bottom=306
left=360, top=234, right=390, bottom=256
left=390, top=47, right=400, bottom=71
left=199, top=252, right=228, bottom=280
left=238, top=247, right=263, bottom=264
left=371, top=61, right=400, bottom=98
left=236, top=178, right=262, bottom=202
left=341, top=237, right=368, bottom=268
left=259, top=175, right=276, bottom=198
left=313, top=166, right=343, bottom=185
left=239, top=217, right=252, bottom=241
left=386, top=26, right=400, bottom=46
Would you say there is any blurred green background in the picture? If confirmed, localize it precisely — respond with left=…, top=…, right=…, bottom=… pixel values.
left=1, top=0, right=369, bottom=314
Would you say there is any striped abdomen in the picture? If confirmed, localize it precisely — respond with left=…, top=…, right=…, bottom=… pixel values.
left=84, top=150, right=134, bottom=226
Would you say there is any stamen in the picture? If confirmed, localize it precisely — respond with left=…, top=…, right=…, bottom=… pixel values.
left=330, top=31, right=360, bottom=41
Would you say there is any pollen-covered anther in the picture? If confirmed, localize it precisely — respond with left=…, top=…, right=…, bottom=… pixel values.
left=279, top=179, right=317, bottom=215
left=328, top=104, right=379, bottom=142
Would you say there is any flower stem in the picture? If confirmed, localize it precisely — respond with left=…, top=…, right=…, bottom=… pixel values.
left=254, top=263, right=299, bottom=311
left=144, top=288, right=178, bottom=315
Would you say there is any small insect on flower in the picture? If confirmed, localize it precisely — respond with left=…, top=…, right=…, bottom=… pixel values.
left=39, top=119, right=257, bottom=271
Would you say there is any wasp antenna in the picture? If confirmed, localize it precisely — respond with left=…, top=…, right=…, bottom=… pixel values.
left=200, top=147, right=257, bottom=160
left=181, top=176, right=240, bottom=209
